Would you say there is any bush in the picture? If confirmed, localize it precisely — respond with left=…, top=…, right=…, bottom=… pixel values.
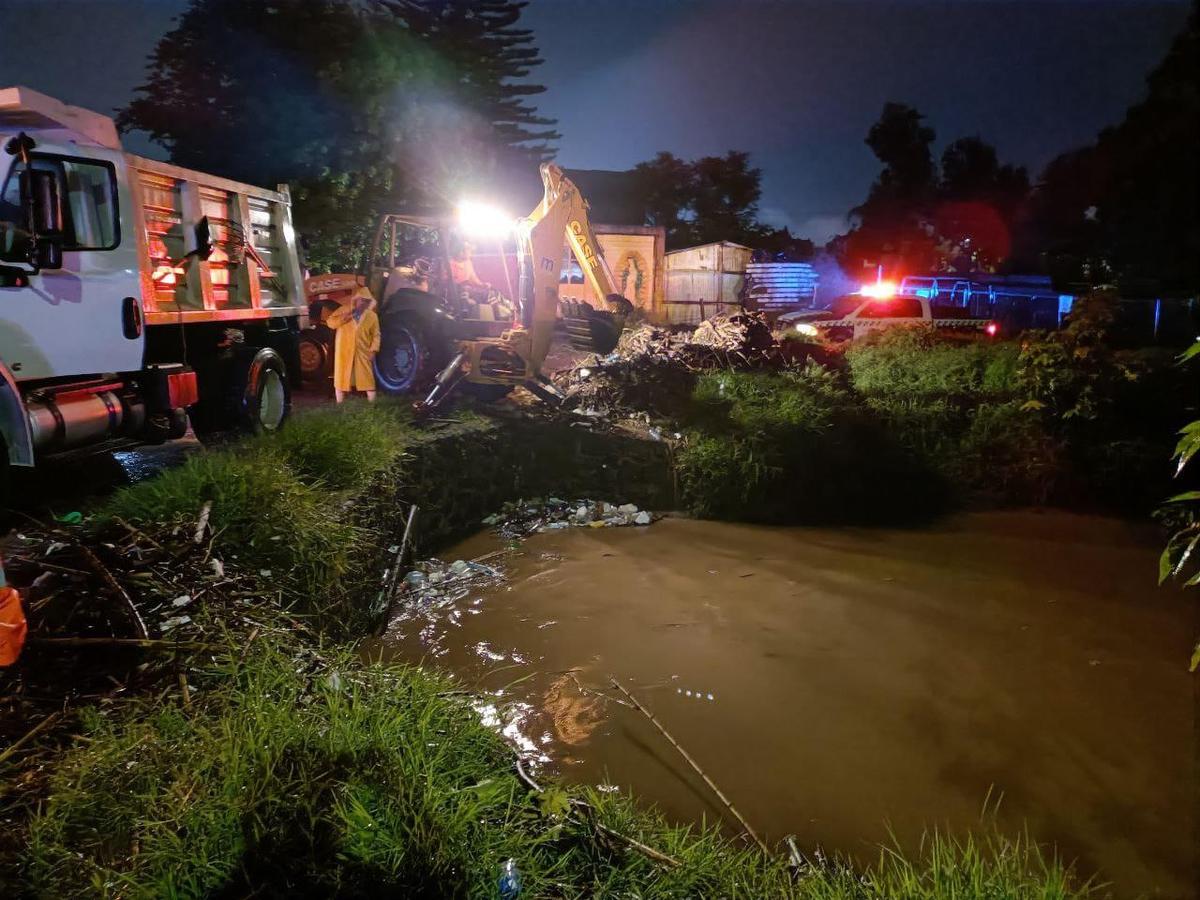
left=680, top=368, right=944, bottom=524
left=843, top=318, right=1184, bottom=512
left=689, top=328, right=1184, bottom=517
left=955, top=401, right=1062, bottom=505
left=847, top=327, right=1020, bottom=402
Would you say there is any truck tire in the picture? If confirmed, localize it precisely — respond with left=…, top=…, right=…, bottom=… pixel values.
left=189, top=346, right=291, bottom=440
left=231, top=346, right=291, bottom=435
left=374, top=311, right=438, bottom=395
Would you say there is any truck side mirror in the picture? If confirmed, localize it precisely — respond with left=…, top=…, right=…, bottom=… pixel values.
left=192, top=216, right=214, bottom=261
left=19, top=168, right=64, bottom=270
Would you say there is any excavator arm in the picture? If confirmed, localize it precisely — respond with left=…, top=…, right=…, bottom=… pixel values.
left=518, top=163, right=631, bottom=366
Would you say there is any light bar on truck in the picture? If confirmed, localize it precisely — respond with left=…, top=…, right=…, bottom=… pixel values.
left=860, top=280, right=897, bottom=299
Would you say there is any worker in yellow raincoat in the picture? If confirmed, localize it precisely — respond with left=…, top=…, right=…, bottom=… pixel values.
left=327, top=286, right=381, bottom=403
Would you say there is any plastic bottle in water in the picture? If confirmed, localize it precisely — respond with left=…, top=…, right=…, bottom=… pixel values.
left=498, top=858, right=521, bottom=899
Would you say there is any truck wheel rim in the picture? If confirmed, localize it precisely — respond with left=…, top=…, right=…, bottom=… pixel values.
left=259, top=370, right=286, bottom=430
left=376, top=329, right=419, bottom=391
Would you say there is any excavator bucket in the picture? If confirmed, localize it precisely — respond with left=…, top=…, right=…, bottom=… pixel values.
left=561, top=297, right=631, bottom=355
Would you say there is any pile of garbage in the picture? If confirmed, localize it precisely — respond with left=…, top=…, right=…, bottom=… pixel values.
left=554, top=311, right=792, bottom=420
left=612, top=310, right=779, bottom=367
left=392, top=499, right=655, bottom=617
left=397, top=556, right=505, bottom=614
left=482, top=497, right=654, bottom=538
left=0, top=506, right=289, bottom=722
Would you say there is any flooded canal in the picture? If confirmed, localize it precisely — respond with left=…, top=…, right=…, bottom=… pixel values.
left=378, top=512, right=1196, bottom=898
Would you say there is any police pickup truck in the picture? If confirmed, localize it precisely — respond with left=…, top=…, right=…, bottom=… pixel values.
left=779, top=295, right=998, bottom=342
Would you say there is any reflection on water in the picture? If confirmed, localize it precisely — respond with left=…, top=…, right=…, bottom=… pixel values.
left=379, top=512, right=1196, bottom=898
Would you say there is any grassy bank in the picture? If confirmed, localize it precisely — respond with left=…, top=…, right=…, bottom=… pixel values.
left=5, top=401, right=1095, bottom=897
left=678, top=300, right=1191, bottom=523
left=24, top=639, right=1087, bottom=899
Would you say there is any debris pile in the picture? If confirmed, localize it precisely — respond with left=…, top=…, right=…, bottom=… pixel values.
left=554, top=311, right=794, bottom=420
left=390, top=498, right=656, bottom=623
left=612, top=311, right=780, bottom=367
left=396, top=556, right=505, bottom=614
left=482, top=497, right=655, bottom=537
left=686, top=311, right=777, bottom=357
left=0, top=509, right=289, bottom=710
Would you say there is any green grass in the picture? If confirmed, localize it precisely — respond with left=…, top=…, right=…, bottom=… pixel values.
left=102, top=447, right=357, bottom=598
left=846, top=327, right=1020, bottom=402
left=679, top=368, right=944, bottom=523
left=24, top=639, right=1091, bottom=899
left=266, top=401, right=414, bottom=490
left=97, top=403, right=426, bottom=607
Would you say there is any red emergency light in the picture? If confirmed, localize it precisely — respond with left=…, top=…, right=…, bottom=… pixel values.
left=861, top=280, right=897, bottom=299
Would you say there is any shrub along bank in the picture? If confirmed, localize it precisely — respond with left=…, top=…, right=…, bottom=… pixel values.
left=7, top=401, right=1092, bottom=898
left=678, top=295, right=1192, bottom=522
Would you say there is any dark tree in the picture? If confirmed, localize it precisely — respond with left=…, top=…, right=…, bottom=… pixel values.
left=935, top=137, right=1030, bottom=272
left=630, top=150, right=768, bottom=250
left=1012, top=146, right=1111, bottom=285
left=1019, top=2, right=1198, bottom=292
left=119, top=0, right=555, bottom=270
left=688, top=151, right=764, bottom=246
left=939, top=137, right=1029, bottom=216
left=837, top=105, right=1032, bottom=276
left=631, top=152, right=696, bottom=248
left=839, top=103, right=940, bottom=276
left=755, top=228, right=815, bottom=262
left=862, top=102, right=938, bottom=207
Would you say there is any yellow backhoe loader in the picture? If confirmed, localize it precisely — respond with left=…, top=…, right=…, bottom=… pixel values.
left=302, top=164, right=632, bottom=410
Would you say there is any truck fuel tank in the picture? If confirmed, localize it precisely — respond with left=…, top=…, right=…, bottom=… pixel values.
left=26, top=386, right=143, bottom=453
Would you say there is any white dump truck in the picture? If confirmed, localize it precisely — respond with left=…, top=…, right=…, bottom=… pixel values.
left=0, top=87, right=306, bottom=491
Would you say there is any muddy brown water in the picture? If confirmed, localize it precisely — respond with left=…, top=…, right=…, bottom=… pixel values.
left=377, top=512, right=1196, bottom=898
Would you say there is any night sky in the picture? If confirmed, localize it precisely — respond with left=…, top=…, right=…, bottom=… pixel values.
left=0, top=0, right=1188, bottom=243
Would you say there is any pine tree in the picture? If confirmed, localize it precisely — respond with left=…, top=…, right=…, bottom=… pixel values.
left=119, top=0, right=556, bottom=270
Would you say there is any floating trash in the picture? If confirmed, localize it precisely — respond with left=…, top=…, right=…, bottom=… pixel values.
left=480, top=497, right=659, bottom=538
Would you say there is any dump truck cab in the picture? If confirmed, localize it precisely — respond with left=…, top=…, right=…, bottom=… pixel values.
left=0, top=113, right=145, bottom=382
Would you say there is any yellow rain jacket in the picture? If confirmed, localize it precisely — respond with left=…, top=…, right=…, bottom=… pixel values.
left=328, top=292, right=381, bottom=392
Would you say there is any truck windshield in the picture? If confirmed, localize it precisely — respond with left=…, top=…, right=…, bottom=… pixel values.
left=0, top=154, right=120, bottom=262
left=0, top=159, right=25, bottom=261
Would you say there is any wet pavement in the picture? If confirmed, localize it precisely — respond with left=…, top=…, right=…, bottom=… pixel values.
left=4, top=435, right=201, bottom=518
left=378, top=511, right=1197, bottom=898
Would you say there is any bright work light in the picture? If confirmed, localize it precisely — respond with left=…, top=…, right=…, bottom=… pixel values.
left=456, top=200, right=514, bottom=239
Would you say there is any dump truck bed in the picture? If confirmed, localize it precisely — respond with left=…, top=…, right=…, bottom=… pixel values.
left=1, top=85, right=306, bottom=328
left=130, top=155, right=306, bottom=326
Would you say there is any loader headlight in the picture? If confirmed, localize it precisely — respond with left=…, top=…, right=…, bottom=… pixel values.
left=794, top=323, right=819, bottom=337
left=456, top=200, right=514, bottom=239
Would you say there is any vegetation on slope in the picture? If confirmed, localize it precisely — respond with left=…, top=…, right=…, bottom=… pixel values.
left=679, top=294, right=1192, bottom=521
left=26, top=640, right=1088, bottom=899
